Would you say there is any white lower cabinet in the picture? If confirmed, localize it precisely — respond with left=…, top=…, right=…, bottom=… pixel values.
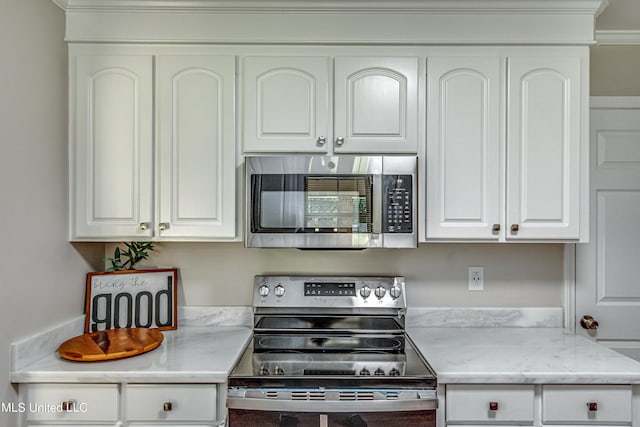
left=20, top=383, right=223, bottom=427
left=446, top=384, right=535, bottom=424
left=445, top=384, right=633, bottom=427
left=542, top=385, right=632, bottom=424
left=21, top=383, right=119, bottom=425
left=125, top=384, right=217, bottom=424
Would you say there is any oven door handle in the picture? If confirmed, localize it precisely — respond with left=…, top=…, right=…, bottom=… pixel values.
left=227, top=392, right=437, bottom=413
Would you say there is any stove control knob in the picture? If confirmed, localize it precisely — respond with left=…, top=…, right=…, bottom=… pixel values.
left=259, top=366, right=270, bottom=376
left=374, top=368, right=386, bottom=376
left=274, top=367, right=285, bottom=376
left=359, top=368, right=371, bottom=376
left=274, top=285, right=285, bottom=298
left=375, top=286, right=386, bottom=299
left=389, top=368, right=401, bottom=376
left=258, top=285, right=270, bottom=297
left=360, top=286, right=372, bottom=299
left=390, top=285, right=402, bottom=299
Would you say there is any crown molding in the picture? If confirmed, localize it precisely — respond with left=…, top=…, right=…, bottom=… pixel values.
left=51, top=0, right=608, bottom=13
left=595, top=30, right=640, bottom=45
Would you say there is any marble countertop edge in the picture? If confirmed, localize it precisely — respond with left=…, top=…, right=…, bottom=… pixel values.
left=435, top=372, right=640, bottom=384
left=10, top=370, right=234, bottom=384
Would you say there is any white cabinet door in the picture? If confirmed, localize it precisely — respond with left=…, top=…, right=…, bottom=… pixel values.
left=506, top=55, right=583, bottom=240
left=334, top=57, right=419, bottom=153
left=156, top=55, right=236, bottom=238
left=72, top=54, right=153, bottom=239
left=242, top=56, right=330, bottom=153
left=426, top=56, right=503, bottom=239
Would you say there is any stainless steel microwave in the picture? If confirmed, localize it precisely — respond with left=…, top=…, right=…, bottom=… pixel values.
left=245, top=156, right=417, bottom=249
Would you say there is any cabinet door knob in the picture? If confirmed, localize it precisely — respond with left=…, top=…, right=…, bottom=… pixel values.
left=163, top=401, right=173, bottom=412
left=587, top=401, right=598, bottom=412
left=317, top=136, right=326, bottom=145
left=580, top=315, right=599, bottom=330
left=159, top=222, right=170, bottom=231
left=335, top=137, right=345, bottom=146
left=492, top=224, right=501, bottom=233
left=489, top=401, right=499, bottom=411
left=510, top=224, right=519, bottom=233
left=139, top=222, right=150, bottom=231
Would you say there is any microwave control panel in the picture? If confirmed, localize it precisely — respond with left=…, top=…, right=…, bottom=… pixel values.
left=383, top=175, right=413, bottom=233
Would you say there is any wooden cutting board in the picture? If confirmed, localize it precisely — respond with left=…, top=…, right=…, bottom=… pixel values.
left=58, top=328, right=164, bottom=362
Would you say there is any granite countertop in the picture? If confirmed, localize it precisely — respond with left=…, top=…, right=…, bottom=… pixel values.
left=408, top=327, right=640, bottom=384
left=11, top=326, right=252, bottom=384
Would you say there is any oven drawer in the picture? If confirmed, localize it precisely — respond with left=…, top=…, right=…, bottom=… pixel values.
left=125, top=384, right=217, bottom=422
left=542, top=385, right=632, bottom=423
left=446, top=384, right=535, bottom=423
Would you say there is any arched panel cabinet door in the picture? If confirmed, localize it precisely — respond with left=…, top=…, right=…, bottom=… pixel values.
left=507, top=55, right=584, bottom=240
left=334, top=57, right=419, bottom=154
left=156, top=55, right=236, bottom=239
left=426, top=56, right=503, bottom=240
left=72, top=54, right=154, bottom=240
left=242, top=56, right=330, bottom=153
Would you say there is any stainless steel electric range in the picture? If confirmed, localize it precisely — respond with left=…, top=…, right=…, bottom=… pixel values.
left=227, top=276, right=437, bottom=427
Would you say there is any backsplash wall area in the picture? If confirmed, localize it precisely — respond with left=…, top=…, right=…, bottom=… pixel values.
left=105, top=243, right=564, bottom=307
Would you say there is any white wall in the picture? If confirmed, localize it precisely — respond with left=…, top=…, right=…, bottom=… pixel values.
left=0, top=1, right=102, bottom=425
left=109, top=242, right=565, bottom=307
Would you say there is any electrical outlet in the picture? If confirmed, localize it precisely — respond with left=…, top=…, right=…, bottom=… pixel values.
left=468, top=266, right=484, bottom=291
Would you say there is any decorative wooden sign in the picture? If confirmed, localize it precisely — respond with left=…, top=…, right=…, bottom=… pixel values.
left=84, top=269, right=178, bottom=333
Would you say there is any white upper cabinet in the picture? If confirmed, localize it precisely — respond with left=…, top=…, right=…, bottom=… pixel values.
left=506, top=55, right=583, bottom=240
left=70, top=48, right=237, bottom=241
left=425, top=49, right=587, bottom=242
left=426, top=55, right=503, bottom=239
left=72, top=54, right=154, bottom=239
left=242, top=56, right=330, bottom=153
left=333, top=57, right=419, bottom=153
left=242, top=56, right=419, bottom=154
left=156, top=55, right=236, bottom=239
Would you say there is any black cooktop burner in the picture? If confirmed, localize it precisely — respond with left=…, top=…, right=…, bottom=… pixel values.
left=255, top=334, right=403, bottom=353
left=255, top=316, right=404, bottom=332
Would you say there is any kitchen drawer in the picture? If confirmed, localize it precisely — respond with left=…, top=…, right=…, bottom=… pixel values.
left=542, top=385, right=632, bottom=423
left=447, top=384, right=535, bottom=423
left=125, top=384, right=217, bottom=422
left=23, top=383, right=118, bottom=422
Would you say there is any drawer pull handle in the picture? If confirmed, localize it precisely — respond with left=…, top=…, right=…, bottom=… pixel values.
left=163, top=402, right=173, bottom=412
left=489, top=401, right=499, bottom=411
left=511, top=224, right=519, bottom=233
left=61, top=400, right=75, bottom=411
left=492, top=224, right=501, bottom=233
left=587, top=401, right=598, bottom=412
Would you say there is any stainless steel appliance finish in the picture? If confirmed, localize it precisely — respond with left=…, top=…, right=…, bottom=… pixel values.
left=245, top=156, right=417, bottom=249
left=227, top=276, right=437, bottom=427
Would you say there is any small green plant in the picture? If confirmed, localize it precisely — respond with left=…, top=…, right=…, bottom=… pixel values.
left=105, top=242, right=155, bottom=272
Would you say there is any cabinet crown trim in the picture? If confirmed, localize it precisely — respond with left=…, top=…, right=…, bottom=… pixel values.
left=52, top=0, right=607, bottom=13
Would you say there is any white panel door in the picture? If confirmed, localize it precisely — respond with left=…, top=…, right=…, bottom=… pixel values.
left=576, top=106, right=640, bottom=359
left=72, top=54, right=153, bottom=239
left=426, top=56, right=503, bottom=239
left=506, top=55, right=583, bottom=240
left=242, top=56, right=330, bottom=153
left=156, top=55, right=236, bottom=239
left=334, top=57, right=419, bottom=153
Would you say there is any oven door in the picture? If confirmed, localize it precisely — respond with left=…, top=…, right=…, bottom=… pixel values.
left=227, top=388, right=437, bottom=427
left=246, top=156, right=383, bottom=249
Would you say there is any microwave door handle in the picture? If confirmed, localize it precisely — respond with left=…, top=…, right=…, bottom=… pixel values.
left=372, top=174, right=382, bottom=234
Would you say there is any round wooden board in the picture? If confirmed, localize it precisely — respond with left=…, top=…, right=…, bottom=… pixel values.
left=58, top=328, right=164, bottom=362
